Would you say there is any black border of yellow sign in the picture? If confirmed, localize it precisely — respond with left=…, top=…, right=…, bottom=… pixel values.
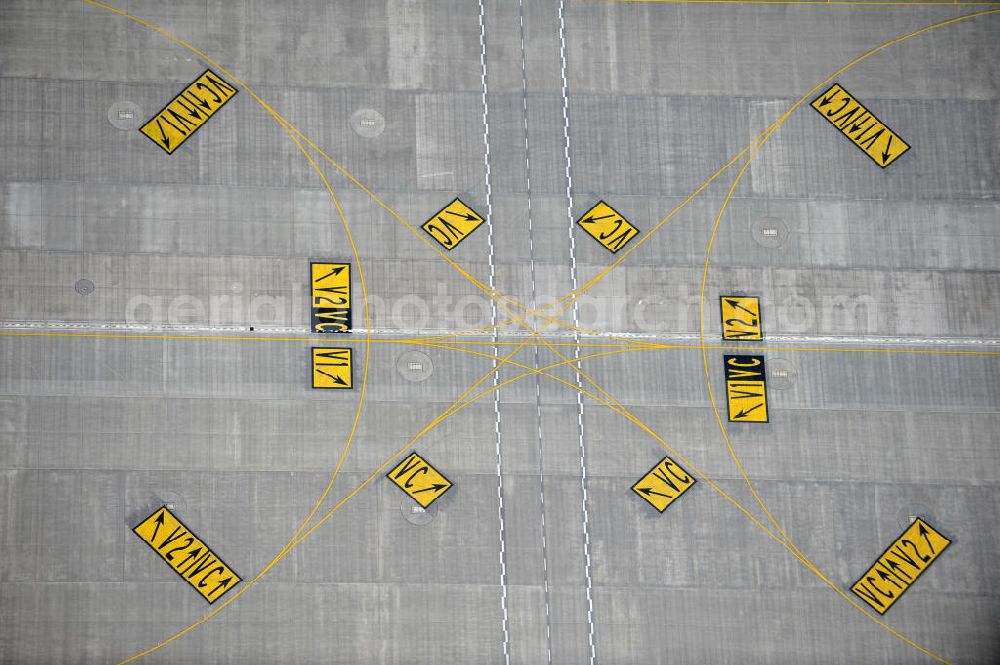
left=139, top=69, right=238, bottom=155
left=311, top=347, right=352, bottom=389
left=810, top=82, right=911, bottom=169
left=131, top=505, right=241, bottom=605
left=724, top=354, right=769, bottom=423
left=310, top=261, right=352, bottom=334
left=850, top=517, right=951, bottom=615
left=719, top=295, right=763, bottom=341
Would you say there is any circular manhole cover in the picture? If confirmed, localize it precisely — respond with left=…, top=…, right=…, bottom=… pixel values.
left=767, top=358, right=797, bottom=389
left=157, top=491, right=187, bottom=513
left=107, top=101, right=144, bottom=131
left=400, top=496, right=436, bottom=525
left=750, top=216, right=788, bottom=249
left=75, top=279, right=95, bottom=296
left=397, top=351, right=433, bottom=383
left=350, top=109, right=385, bottom=138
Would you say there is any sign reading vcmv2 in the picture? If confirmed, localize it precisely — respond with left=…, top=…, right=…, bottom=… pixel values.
left=139, top=70, right=238, bottom=154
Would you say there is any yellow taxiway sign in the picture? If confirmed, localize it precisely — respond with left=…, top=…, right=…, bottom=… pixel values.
left=811, top=83, right=910, bottom=168
left=132, top=506, right=241, bottom=604
left=576, top=200, right=639, bottom=253
left=312, top=348, right=352, bottom=389
left=724, top=355, right=769, bottom=423
left=720, top=296, right=763, bottom=341
left=422, top=198, right=485, bottom=250
left=852, top=518, right=951, bottom=615
left=631, top=455, right=696, bottom=512
left=310, top=262, right=351, bottom=333
left=386, top=452, right=453, bottom=508
left=139, top=70, right=238, bottom=154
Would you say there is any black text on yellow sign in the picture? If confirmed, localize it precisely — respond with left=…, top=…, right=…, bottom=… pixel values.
left=311, top=262, right=351, bottom=333
left=720, top=296, right=763, bottom=341
left=421, top=198, right=485, bottom=250
left=132, top=506, right=241, bottom=604
left=311, top=347, right=352, bottom=389
left=631, top=455, right=696, bottom=513
left=724, top=355, right=769, bottom=423
left=386, top=452, right=453, bottom=508
left=576, top=200, right=640, bottom=253
left=852, top=518, right=951, bottom=615
left=139, top=70, right=238, bottom=155
left=810, top=83, right=910, bottom=168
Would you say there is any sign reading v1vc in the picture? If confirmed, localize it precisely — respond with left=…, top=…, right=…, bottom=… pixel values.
left=811, top=83, right=910, bottom=168
left=724, top=355, right=769, bottom=423
left=140, top=70, right=238, bottom=154
left=852, top=518, right=951, bottom=615
left=132, top=506, right=241, bottom=604
left=311, top=262, right=351, bottom=333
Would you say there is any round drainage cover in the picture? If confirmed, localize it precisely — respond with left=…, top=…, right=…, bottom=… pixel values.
left=767, top=358, right=797, bottom=389
left=158, top=491, right=187, bottom=513
left=397, top=351, right=433, bottom=383
left=108, top=101, right=144, bottom=131
left=350, top=109, right=385, bottom=138
left=750, top=216, right=788, bottom=249
left=401, top=496, right=436, bottom=525
left=75, top=279, right=95, bottom=296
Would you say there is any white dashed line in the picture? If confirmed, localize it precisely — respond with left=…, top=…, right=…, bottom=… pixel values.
left=478, top=1, right=511, bottom=663
left=558, top=1, right=597, bottom=662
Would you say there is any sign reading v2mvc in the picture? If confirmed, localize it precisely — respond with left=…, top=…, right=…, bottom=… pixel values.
left=811, top=83, right=910, bottom=168
left=140, top=70, right=238, bottom=154
left=311, top=262, right=351, bottom=333
left=852, top=517, right=951, bottom=615
left=132, top=506, right=241, bottom=604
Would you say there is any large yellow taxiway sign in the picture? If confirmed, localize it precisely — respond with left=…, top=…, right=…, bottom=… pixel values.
left=724, top=355, right=769, bottom=423
left=386, top=452, right=453, bottom=508
left=631, top=455, right=696, bottom=512
left=139, top=70, right=238, bottom=154
left=311, top=262, right=351, bottom=333
left=422, top=198, right=485, bottom=250
left=811, top=83, right=910, bottom=168
left=312, top=347, right=352, bottom=389
left=720, top=296, right=762, bottom=341
left=576, top=200, right=639, bottom=253
left=132, top=506, right=241, bottom=604
left=852, top=518, right=951, bottom=615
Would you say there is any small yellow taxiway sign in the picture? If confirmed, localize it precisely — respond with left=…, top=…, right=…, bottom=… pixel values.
left=852, top=518, right=951, bottom=615
left=576, top=200, right=639, bottom=253
left=139, top=70, right=238, bottom=154
left=132, top=506, right=241, bottom=604
left=811, top=83, right=910, bottom=168
left=422, top=198, right=485, bottom=250
left=310, top=262, right=351, bottom=333
left=312, top=348, right=352, bottom=389
left=724, top=355, right=769, bottom=423
left=386, top=452, right=453, bottom=508
left=720, top=296, right=763, bottom=341
left=631, top=455, right=696, bottom=512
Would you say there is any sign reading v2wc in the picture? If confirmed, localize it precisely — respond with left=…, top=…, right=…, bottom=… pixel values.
left=139, top=70, right=238, bottom=154
left=852, top=517, right=951, bottom=615
left=811, top=83, right=910, bottom=168
left=724, top=355, right=769, bottom=423
left=422, top=198, right=485, bottom=250
left=311, top=262, right=351, bottom=333
left=387, top=452, right=453, bottom=508
left=132, top=506, right=241, bottom=604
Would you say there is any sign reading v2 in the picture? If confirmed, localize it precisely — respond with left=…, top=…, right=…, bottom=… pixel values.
left=139, top=70, right=238, bottom=154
